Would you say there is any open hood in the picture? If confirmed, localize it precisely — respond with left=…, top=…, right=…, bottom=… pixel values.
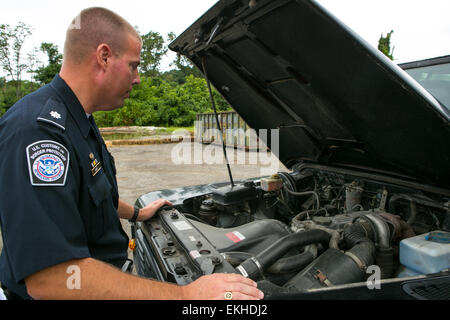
left=169, top=0, right=450, bottom=188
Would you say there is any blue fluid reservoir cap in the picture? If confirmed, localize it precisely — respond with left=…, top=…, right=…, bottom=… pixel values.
left=424, top=231, right=450, bottom=244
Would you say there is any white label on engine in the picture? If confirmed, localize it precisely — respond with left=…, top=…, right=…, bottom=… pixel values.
left=234, top=231, right=245, bottom=240
left=190, top=250, right=201, bottom=259
left=226, top=231, right=246, bottom=243
left=173, top=220, right=192, bottom=231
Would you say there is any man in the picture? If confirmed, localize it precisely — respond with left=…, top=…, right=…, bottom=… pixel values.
left=0, top=7, right=263, bottom=300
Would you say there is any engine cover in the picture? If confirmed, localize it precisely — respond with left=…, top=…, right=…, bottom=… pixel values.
left=136, top=207, right=291, bottom=285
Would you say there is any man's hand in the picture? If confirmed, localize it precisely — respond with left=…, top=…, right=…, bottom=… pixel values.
left=138, top=199, right=172, bottom=221
left=117, top=198, right=172, bottom=221
left=25, top=258, right=263, bottom=300
left=181, top=273, right=264, bottom=300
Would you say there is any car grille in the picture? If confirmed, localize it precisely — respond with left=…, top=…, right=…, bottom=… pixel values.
left=402, top=276, right=450, bottom=300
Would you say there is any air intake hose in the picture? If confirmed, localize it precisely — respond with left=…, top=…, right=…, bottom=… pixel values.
left=284, top=224, right=376, bottom=292
left=344, top=215, right=394, bottom=278
left=343, top=218, right=374, bottom=249
left=343, top=218, right=377, bottom=269
left=265, top=248, right=316, bottom=274
left=236, top=229, right=331, bottom=280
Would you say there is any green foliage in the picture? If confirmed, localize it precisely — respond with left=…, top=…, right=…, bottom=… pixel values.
left=93, top=75, right=232, bottom=127
left=0, top=22, right=34, bottom=98
left=161, top=68, right=188, bottom=85
left=167, top=32, right=202, bottom=81
left=1, top=26, right=233, bottom=125
left=139, top=31, right=167, bottom=77
left=32, top=42, right=62, bottom=84
left=378, top=30, right=395, bottom=60
left=0, top=77, right=40, bottom=115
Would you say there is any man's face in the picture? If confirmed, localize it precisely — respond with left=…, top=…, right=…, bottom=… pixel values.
left=100, top=34, right=141, bottom=110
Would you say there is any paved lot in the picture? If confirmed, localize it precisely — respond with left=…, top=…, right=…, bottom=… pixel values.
left=0, top=142, right=286, bottom=273
left=112, top=142, right=286, bottom=205
left=112, top=142, right=286, bottom=245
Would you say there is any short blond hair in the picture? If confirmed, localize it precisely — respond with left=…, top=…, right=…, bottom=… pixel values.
left=63, top=7, right=141, bottom=64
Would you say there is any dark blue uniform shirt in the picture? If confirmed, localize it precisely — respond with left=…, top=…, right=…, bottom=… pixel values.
left=0, top=75, right=129, bottom=299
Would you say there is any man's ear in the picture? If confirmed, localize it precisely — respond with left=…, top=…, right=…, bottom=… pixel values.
left=96, top=43, right=112, bottom=70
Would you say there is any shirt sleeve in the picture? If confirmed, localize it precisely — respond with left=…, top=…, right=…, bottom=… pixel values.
left=0, top=124, right=91, bottom=284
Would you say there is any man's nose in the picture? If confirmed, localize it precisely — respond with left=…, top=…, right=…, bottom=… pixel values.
left=133, top=72, right=141, bottom=86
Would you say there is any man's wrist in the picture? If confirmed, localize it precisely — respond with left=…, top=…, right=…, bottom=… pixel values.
left=177, top=283, right=189, bottom=300
left=129, top=207, right=140, bottom=222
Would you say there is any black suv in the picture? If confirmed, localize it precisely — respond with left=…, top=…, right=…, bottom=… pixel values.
left=133, top=0, right=450, bottom=299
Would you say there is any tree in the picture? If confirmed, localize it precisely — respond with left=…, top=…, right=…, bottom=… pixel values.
left=378, top=30, right=395, bottom=61
left=140, top=30, right=167, bottom=77
left=0, top=76, right=7, bottom=116
left=0, top=77, right=39, bottom=116
left=33, top=42, right=62, bottom=84
left=93, top=74, right=231, bottom=128
left=0, top=22, right=33, bottom=98
left=167, top=32, right=202, bottom=81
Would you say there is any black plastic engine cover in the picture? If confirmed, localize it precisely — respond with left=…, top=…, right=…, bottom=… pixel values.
left=211, top=184, right=257, bottom=206
left=190, top=218, right=291, bottom=255
left=137, top=207, right=292, bottom=285
left=139, top=207, right=237, bottom=285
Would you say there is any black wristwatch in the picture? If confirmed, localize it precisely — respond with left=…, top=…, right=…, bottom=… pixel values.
left=129, top=207, right=140, bottom=223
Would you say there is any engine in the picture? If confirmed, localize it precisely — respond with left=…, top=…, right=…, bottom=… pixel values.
left=135, top=167, right=450, bottom=295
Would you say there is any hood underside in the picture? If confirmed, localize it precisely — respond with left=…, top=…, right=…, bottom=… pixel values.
left=169, top=0, right=450, bottom=188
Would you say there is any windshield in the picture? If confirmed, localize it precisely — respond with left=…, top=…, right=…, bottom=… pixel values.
left=403, top=62, right=450, bottom=111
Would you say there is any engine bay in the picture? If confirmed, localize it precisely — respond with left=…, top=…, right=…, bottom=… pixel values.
left=135, top=165, right=450, bottom=297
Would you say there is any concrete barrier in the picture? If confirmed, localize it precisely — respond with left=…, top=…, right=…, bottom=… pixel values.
left=104, top=134, right=194, bottom=147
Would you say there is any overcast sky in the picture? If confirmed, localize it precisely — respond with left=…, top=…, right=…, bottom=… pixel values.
left=1, top=0, right=449, bottom=77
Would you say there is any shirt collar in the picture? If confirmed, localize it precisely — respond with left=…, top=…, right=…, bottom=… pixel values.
left=49, top=74, right=91, bottom=138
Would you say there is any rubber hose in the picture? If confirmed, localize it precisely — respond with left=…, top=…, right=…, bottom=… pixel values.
left=224, top=247, right=317, bottom=274
left=343, top=220, right=374, bottom=249
left=388, top=194, right=417, bottom=225
left=266, top=251, right=315, bottom=274
left=236, top=229, right=331, bottom=279
left=346, top=241, right=376, bottom=269
left=222, top=252, right=254, bottom=267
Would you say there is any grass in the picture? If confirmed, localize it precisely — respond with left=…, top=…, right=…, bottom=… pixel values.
left=153, top=126, right=194, bottom=135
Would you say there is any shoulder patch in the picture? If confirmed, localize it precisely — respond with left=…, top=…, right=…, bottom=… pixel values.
left=36, top=97, right=67, bottom=131
left=26, top=140, right=70, bottom=186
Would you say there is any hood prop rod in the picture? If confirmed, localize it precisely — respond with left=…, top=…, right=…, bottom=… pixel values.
left=201, top=56, right=235, bottom=187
